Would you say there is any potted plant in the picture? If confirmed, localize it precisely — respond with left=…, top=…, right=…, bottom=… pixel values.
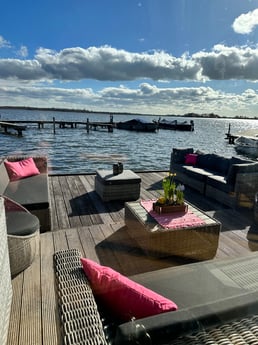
left=153, top=173, right=187, bottom=214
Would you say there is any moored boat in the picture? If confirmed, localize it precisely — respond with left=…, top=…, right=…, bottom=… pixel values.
left=116, top=118, right=157, bottom=132
left=234, top=134, right=258, bottom=158
left=154, top=118, right=194, bottom=131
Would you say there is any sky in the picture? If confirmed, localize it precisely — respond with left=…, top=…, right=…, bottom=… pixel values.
left=1, top=0, right=258, bottom=117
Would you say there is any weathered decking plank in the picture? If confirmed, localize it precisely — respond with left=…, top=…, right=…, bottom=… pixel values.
left=40, top=232, right=60, bottom=345
left=7, top=171, right=258, bottom=345
left=18, top=249, right=41, bottom=344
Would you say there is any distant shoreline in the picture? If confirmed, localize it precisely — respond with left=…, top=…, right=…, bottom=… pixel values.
left=0, top=105, right=257, bottom=120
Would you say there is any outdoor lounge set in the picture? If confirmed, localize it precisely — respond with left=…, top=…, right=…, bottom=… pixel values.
left=54, top=248, right=258, bottom=345
left=170, top=147, right=258, bottom=208
left=3, top=153, right=258, bottom=345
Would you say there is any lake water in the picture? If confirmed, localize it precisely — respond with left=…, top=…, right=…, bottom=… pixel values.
left=1, top=108, right=258, bottom=174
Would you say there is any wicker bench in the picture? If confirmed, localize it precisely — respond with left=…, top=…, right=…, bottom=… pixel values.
left=54, top=249, right=258, bottom=345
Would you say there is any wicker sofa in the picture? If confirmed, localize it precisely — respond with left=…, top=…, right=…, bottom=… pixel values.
left=54, top=249, right=258, bottom=345
left=170, top=147, right=258, bottom=208
left=0, top=156, right=51, bottom=231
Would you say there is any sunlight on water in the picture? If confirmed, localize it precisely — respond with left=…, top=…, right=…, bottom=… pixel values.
left=0, top=109, right=258, bottom=174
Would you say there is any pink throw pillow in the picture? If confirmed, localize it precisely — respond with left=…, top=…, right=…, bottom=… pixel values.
left=185, top=153, right=198, bottom=165
left=80, top=258, right=178, bottom=321
left=4, top=157, right=40, bottom=181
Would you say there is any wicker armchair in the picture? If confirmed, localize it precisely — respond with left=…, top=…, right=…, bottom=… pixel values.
left=2, top=195, right=40, bottom=277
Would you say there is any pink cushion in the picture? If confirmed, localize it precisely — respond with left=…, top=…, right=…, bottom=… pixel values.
left=185, top=153, right=198, bottom=165
left=4, top=157, right=40, bottom=181
left=80, top=258, right=178, bottom=321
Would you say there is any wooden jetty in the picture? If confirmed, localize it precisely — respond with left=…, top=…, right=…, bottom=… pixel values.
left=0, top=121, right=26, bottom=136
left=1, top=117, right=115, bottom=133
left=6, top=170, right=258, bottom=345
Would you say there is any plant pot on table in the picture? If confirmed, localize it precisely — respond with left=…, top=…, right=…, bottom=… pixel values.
left=153, top=202, right=188, bottom=214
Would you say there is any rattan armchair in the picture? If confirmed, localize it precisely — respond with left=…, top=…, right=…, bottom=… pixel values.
left=2, top=195, right=40, bottom=276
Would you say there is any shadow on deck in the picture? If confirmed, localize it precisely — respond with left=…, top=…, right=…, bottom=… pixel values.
left=6, top=171, right=258, bottom=345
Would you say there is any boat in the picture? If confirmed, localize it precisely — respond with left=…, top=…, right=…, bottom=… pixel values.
left=154, top=118, right=194, bottom=131
left=234, top=134, right=258, bottom=158
left=116, top=118, right=157, bottom=132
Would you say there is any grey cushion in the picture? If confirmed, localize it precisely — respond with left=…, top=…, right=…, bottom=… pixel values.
left=4, top=173, right=49, bottom=209
left=206, top=175, right=232, bottom=193
left=6, top=211, right=39, bottom=236
left=197, top=154, right=231, bottom=176
left=171, top=163, right=187, bottom=174
left=230, top=156, right=253, bottom=165
left=96, top=170, right=141, bottom=185
left=172, top=148, right=194, bottom=164
left=184, top=166, right=213, bottom=181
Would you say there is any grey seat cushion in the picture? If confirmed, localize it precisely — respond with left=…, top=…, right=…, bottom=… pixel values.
left=184, top=166, right=213, bottom=181
left=206, top=175, right=232, bottom=193
left=6, top=211, right=39, bottom=236
left=4, top=173, right=49, bottom=210
left=172, top=148, right=194, bottom=164
left=96, top=170, right=141, bottom=185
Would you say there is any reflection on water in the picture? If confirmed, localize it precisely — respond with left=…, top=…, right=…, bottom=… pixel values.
left=0, top=108, right=258, bottom=174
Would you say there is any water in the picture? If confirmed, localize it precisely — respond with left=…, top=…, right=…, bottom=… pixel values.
left=1, top=108, right=258, bottom=174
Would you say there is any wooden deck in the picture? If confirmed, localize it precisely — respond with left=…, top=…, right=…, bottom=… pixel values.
left=7, top=171, right=258, bottom=345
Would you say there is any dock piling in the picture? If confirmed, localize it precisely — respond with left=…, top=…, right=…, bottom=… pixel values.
left=53, top=117, right=56, bottom=134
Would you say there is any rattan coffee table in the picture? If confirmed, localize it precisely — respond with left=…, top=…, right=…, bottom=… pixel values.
left=124, top=201, right=221, bottom=260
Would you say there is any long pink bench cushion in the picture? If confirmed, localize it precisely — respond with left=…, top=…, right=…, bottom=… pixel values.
left=4, top=157, right=40, bottom=182
left=80, top=258, right=178, bottom=322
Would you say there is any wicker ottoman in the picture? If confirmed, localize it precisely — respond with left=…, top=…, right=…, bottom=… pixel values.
left=95, top=169, right=141, bottom=202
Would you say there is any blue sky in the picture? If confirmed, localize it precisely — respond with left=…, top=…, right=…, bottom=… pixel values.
left=1, top=0, right=258, bottom=117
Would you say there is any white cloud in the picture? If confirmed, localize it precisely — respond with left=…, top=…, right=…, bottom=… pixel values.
left=1, top=44, right=258, bottom=115
left=34, top=46, right=199, bottom=81
left=17, top=45, right=29, bottom=58
left=2, top=44, right=258, bottom=83
left=193, top=44, right=258, bottom=80
left=1, top=83, right=257, bottom=117
left=232, top=8, right=258, bottom=34
left=0, top=35, right=11, bottom=48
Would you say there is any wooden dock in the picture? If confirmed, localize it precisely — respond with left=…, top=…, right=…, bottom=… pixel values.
left=0, top=118, right=115, bottom=133
left=6, top=171, right=258, bottom=345
left=0, top=121, right=26, bottom=136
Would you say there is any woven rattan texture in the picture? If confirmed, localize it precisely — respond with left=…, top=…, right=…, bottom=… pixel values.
left=4, top=195, right=40, bottom=276
left=170, top=315, right=258, bottom=344
left=53, top=249, right=108, bottom=345
left=0, top=198, right=12, bottom=345
left=125, top=201, right=221, bottom=260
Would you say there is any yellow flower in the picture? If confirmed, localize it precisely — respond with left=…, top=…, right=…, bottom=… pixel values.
left=157, top=196, right=166, bottom=204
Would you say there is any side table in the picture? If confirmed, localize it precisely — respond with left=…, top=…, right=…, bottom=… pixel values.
left=125, top=201, right=221, bottom=260
left=95, top=169, right=141, bottom=201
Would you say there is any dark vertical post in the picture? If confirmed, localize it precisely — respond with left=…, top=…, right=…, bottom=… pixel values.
left=86, top=118, right=89, bottom=133
left=53, top=117, right=56, bottom=134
